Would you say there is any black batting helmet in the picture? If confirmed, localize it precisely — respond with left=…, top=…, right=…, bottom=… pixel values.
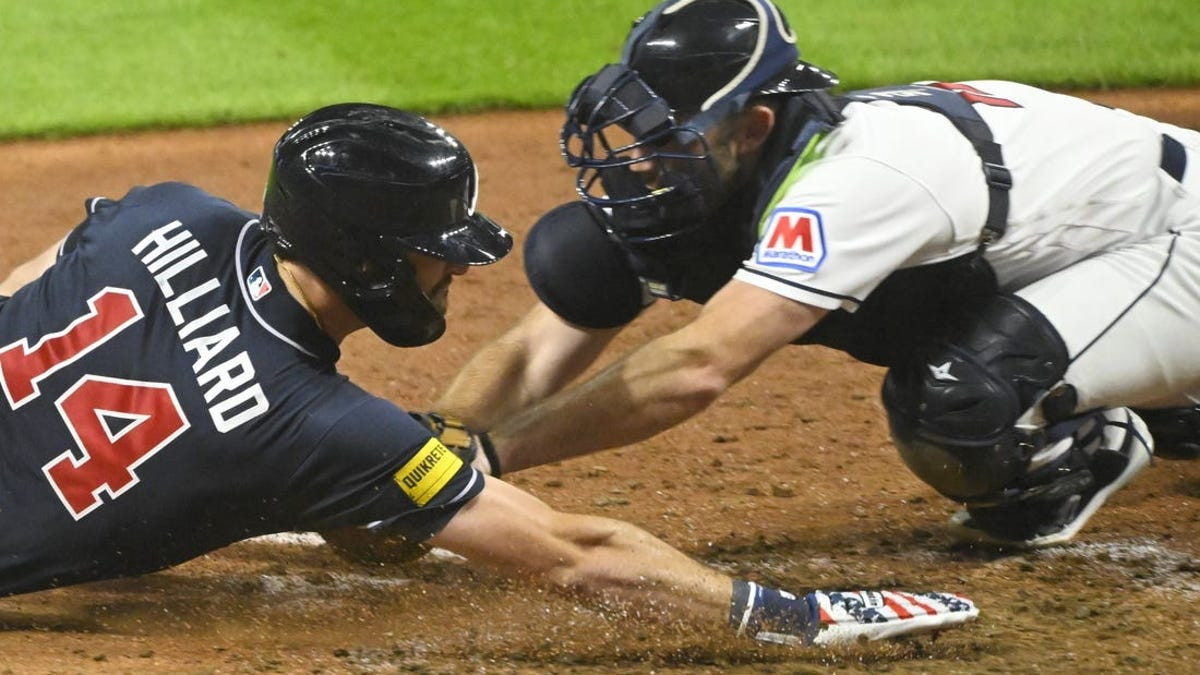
left=261, top=103, right=512, bottom=347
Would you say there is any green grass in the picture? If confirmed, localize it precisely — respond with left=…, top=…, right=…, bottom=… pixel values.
left=1, top=0, right=1197, bottom=139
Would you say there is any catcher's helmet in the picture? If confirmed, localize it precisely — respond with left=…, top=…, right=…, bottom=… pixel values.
left=622, top=0, right=838, bottom=117
left=561, top=0, right=837, bottom=289
left=261, top=103, right=512, bottom=347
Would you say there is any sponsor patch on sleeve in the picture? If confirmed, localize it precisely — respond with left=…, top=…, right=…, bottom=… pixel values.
left=754, top=207, right=826, bottom=272
left=394, top=438, right=464, bottom=506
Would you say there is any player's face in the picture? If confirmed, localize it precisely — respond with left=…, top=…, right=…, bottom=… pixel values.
left=407, top=252, right=468, bottom=314
left=625, top=132, right=706, bottom=188
left=700, top=116, right=749, bottom=189
left=624, top=116, right=743, bottom=206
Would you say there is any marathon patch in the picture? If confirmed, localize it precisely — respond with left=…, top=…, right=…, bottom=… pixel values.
left=754, top=207, right=826, bottom=272
left=394, top=438, right=463, bottom=506
left=247, top=266, right=272, bottom=301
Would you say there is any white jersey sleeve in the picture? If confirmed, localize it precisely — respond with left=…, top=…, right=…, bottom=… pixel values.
left=733, top=80, right=1196, bottom=312
left=734, top=102, right=985, bottom=311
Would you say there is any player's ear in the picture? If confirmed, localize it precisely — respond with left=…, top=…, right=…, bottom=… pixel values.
left=734, top=103, right=776, bottom=156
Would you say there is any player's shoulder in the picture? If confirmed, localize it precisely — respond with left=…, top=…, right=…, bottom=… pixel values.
left=922, top=79, right=1038, bottom=92
left=113, top=181, right=243, bottom=212
left=84, top=182, right=242, bottom=221
left=114, top=182, right=257, bottom=234
left=916, top=79, right=1087, bottom=111
left=68, top=181, right=259, bottom=260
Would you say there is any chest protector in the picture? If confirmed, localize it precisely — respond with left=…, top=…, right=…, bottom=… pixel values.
left=527, top=84, right=1012, bottom=358
left=793, top=82, right=1014, bottom=366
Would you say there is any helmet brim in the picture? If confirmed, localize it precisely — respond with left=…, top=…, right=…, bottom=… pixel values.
left=398, top=212, right=513, bottom=266
left=755, top=60, right=839, bottom=97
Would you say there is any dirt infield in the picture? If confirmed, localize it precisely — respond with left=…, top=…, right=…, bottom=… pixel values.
left=1, top=89, right=1199, bottom=674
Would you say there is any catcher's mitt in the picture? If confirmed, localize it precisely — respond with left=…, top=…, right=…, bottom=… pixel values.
left=409, top=411, right=501, bottom=476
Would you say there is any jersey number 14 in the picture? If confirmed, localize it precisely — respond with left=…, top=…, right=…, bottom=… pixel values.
left=0, top=288, right=190, bottom=520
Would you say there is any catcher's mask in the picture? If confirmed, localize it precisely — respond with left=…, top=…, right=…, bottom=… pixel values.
left=560, top=0, right=837, bottom=296
left=261, top=103, right=512, bottom=347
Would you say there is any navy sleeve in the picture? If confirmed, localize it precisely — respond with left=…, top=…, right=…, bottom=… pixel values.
left=283, top=397, right=484, bottom=542
left=59, top=196, right=117, bottom=256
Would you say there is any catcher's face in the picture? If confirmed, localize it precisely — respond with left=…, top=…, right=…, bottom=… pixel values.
left=624, top=111, right=757, bottom=209
left=704, top=108, right=773, bottom=191
left=407, top=252, right=468, bottom=315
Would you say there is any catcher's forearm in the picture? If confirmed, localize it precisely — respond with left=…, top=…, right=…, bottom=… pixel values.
left=480, top=284, right=824, bottom=472
left=490, top=333, right=726, bottom=471
left=436, top=304, right=621, bottom=431
left=435, top=336, right=535, bottom=430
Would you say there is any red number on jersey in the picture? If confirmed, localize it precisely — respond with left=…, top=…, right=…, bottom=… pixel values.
left=929, top=81, right=1021, bottom=108
left=0, top=287, right=191, bottom=519
left=43, top=376, right=189, bottom=519
left=0, top=288, right=142, bottom=408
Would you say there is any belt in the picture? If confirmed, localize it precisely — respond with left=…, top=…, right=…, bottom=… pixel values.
left=1161, top=133, right=1187, bottom=182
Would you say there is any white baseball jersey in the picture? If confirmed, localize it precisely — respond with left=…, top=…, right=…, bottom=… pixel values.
left=734, top=80, right=1200, bottom=415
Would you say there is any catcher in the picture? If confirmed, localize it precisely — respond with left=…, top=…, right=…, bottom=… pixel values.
left=431, top=0, right=1200, bottom=548
left=0, top=102, right=977, bottom=647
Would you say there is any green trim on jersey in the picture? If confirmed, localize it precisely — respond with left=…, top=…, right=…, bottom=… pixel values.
left=756, top=131, right=830, bottom=236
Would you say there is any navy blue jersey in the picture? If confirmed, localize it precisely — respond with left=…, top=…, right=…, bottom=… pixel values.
left=0, top=182, right=482, bottom=597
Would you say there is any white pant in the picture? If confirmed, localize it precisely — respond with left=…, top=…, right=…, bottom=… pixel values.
left=1019, top=125, right=1200, bottom=420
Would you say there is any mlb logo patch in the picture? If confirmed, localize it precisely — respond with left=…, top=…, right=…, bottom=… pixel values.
left=247, top=266, right=272, bottom=301
left=754, top=207, right=826, bottom=272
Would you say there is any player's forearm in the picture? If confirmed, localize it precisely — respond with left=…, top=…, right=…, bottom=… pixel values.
left=538, top=511, right=732, bottom=626
left=0, top=239, right=62, bottom=296
left=435, top=481, right=835, bottom=642
left=490, top=333, right=730, bottom=471
left=433, top=479, right=731, bottom=627
left=436, top=304, right=621, bottom=431
left=435, top=336, right=538, bottom=430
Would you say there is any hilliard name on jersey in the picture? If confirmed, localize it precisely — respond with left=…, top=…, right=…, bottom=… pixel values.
left=132, top=220, right=268, bottom=432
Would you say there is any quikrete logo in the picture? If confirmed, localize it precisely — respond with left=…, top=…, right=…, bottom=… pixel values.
left=394, top=438, right=463, bottom=506
left=755, top=207, right=826, bottom=271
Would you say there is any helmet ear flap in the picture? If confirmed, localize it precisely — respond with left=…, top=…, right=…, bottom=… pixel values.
left=342, top=259, right=450, bottom=348
left=262, top=191, right=448, bottom=347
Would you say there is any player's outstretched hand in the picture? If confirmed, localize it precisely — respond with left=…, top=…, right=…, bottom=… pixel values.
left=409, top=411, right=501, bottom=476
left=752, top=589, right=979, bottom=647
left=812, top=589, right=978, bottom=645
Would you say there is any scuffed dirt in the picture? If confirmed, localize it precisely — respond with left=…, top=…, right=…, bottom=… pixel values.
left=1, top=89, right=1198, bottom=674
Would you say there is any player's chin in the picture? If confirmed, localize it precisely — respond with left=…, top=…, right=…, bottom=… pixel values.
left=428, top=286, right=451, bottom=315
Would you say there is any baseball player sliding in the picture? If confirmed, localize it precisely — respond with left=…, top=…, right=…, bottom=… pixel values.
left=0, top=103, right=977, bottom=647
left=433, top=0, right=1200, bottom=548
